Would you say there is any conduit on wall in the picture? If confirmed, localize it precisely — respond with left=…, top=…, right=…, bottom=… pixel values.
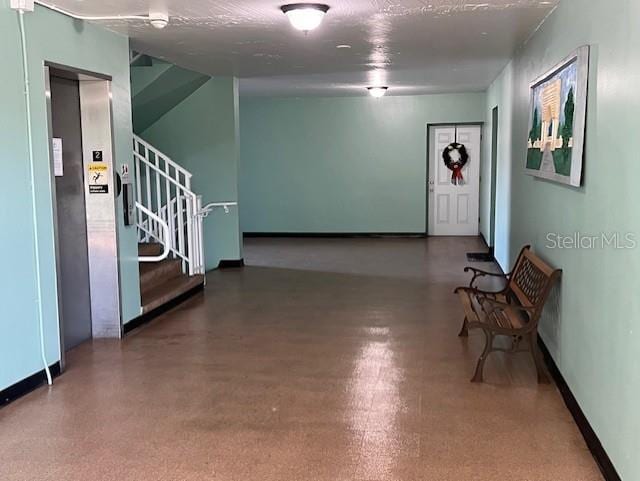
left=17, top=8, right=53, bottom=386
left=34, top=1, right=169, bottom=28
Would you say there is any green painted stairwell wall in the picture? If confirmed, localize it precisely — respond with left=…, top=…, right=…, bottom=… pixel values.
left=131, top=60, right=209, bottom=133
left=485, top=0, right=640, bottom=478
left=139, top=77, right=242, bottom=269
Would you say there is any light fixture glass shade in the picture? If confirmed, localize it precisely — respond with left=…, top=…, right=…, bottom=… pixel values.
left=281, top=4, right=329, bottom=31
left=367, top=87, right=388, bottom=98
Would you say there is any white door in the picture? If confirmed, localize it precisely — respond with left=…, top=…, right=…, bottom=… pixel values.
left=428, top=125, right=481, bottom=236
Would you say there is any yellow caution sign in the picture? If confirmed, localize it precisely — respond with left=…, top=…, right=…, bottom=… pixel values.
left=88, top=163, right=109, bottom=194
left=89, top=164, right=108, bottom=172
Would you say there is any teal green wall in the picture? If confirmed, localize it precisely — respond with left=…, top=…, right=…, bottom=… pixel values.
left=141, top=77, right=242, bottom=269
left=486, top=0, right=640, bottom=478
left=240, top=93, right=486, bottom=233
left=0, top=3, right=139, bottom=390
left=131, top=60, right=208, bottom=133
left=481, top=61, right=514, bottom=265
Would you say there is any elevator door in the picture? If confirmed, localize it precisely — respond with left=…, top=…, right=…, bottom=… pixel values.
left=50, top=75, right=92, bottom=350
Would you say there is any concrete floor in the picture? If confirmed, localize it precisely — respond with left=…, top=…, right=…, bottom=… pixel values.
left=0, top=237, right=602, bottom=480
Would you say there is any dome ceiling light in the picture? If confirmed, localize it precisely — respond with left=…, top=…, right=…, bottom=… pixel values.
left=367, top=86, right=388, bottom=98
left=281, top=3, right=330, bottom=33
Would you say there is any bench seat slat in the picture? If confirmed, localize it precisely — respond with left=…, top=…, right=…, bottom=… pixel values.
left=457, top=290, right=480, bottom=322
left=483, top=302, right=527, bottom=330
left=458, top=290, right=527, bottom=331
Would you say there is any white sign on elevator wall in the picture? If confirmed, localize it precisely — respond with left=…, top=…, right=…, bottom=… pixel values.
left=52, top=137, right=63, bottom=177
left=121, top=164, right=130, bottom=184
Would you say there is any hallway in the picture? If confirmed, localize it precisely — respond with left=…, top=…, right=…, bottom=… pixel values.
left=0, top=238, right=601, bottom=480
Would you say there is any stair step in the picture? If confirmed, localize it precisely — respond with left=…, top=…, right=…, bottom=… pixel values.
left=138, top=242, right=164, bottom=257
left=141, top=274, right=205, bottom=314
left=139, top=259, right=183, bottom=294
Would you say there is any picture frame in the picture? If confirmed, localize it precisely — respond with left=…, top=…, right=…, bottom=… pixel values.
left=525, top=45, right=590, bottom=187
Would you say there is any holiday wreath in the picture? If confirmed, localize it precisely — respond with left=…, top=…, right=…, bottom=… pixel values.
left=442, top=143, right=469, bottom=185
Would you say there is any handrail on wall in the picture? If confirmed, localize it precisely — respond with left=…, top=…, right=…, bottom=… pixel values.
left=199, top=201, right=238, bottom=217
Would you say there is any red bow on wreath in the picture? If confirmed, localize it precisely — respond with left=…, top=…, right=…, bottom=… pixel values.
left=450, top=163, right=464, bottom=185
left=442, top=143, right=469, bottom=186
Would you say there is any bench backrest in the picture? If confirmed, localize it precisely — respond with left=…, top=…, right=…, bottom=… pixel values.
left=508, top=246, right=561, bottom=316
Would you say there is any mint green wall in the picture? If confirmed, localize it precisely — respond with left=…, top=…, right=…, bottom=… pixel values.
left=486, top=0, right=640, bottom=478
left=240, top=93, right=485, bottom=233
left=481, top=61, right=514, bottom=267
left=0, top=3, right=139, bottom=390
left=141, top=78, right=242, bottom=269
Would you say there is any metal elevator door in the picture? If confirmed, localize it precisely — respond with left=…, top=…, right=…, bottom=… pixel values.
left=50, top=75, right=93, bottom=350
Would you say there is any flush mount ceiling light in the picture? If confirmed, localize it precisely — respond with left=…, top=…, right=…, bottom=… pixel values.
left=149, top=11, right=169, bottom=29
left=367, top=86, right=388, bottom=98
left=281, top=3, right=330, bottom=32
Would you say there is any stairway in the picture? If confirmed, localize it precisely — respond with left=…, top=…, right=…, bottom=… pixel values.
left=138, top=243, right=205, bottom=314
left=130, top=59, right=209, bottom=317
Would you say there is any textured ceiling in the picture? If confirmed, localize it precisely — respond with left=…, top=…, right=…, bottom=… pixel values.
left=45, top=0, right=559, bottom=96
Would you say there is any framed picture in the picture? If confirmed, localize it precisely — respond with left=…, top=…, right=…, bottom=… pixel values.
left=525, top=45, right=590, bottom=187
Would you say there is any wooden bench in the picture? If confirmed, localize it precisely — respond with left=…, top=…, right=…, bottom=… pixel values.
left=454, top=246, right=561, bottom=383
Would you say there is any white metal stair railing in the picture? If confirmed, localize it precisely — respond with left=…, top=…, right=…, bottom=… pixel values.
left=136, top=202, right=171, bottom=262
left=133, top=134, right=205, bottom=275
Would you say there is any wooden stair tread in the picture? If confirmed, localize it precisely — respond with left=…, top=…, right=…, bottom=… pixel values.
left=139, top=258, right=183, bottom=293
left=138, top=242, right=164, bottom=257
left=141, top=274, right=204, bottom=314
left=138, top=243, right=204, bottom=315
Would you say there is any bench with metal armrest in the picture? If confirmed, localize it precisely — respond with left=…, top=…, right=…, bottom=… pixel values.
left=454, top=245, right=561, bottom=383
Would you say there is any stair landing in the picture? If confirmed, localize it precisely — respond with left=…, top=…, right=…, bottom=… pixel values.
left=138, top=243, right=204, bottom=314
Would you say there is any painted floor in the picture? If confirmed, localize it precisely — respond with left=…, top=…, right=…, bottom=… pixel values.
left=0, top=237, right=602, bottom=480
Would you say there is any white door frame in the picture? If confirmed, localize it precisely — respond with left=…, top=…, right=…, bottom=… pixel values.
left=426, top=123, right=483, bottom=236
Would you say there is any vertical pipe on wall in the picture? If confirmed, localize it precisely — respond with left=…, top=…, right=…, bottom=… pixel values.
left=17, top=10, right=53, bottom=386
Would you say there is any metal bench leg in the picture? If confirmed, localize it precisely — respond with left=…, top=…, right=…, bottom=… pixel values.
left=527, top=331, right=550, bottom=384
left=458, top=316, right=469, bottom=337
left=471, top=329, right=493, bottom=383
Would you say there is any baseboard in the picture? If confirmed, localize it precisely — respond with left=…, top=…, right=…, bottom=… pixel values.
left=218, top=259, right=245, bottom=268
left=1, top=362, right=61, bottom=408
left=538, top=338, right=621, bottom=481
left=478, top=232, right=496, bottom=256
left=124, top=283, right=204, bottom=335
left=491, top=255, right=618, bottom=480
left=243, top=232, right=427, bottom=239
left=479, top=232, right=489, bottom=248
